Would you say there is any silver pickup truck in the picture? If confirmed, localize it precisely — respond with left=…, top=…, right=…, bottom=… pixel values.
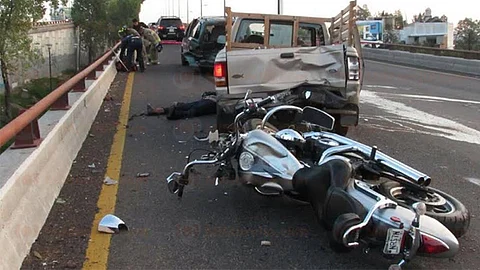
left=213, top=1, right=364, bottom=135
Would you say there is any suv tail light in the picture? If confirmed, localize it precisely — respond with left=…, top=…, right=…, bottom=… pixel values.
left=158, top=26, right=165, bottom=30
left=418, top=233, right=450, bottom=255
left=179, top=25, right=185, bottom=30
left=214, top=62, right=227, bottom=87
left=347, top=56, right=360, bottom=80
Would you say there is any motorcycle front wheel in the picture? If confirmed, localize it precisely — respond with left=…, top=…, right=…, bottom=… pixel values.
left=379, top=181, right=470, bottom=238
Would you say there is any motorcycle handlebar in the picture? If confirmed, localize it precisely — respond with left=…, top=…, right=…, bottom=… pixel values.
left=256, top=96, right=275, bottom=108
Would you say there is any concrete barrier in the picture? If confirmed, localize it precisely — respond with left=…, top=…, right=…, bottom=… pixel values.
left=0, top=57, right=117, bottom=270
left=362, top=47, right=480, bottom=77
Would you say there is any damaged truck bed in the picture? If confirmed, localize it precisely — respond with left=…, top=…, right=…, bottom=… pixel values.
left=213, top=1, right=364, bottom=135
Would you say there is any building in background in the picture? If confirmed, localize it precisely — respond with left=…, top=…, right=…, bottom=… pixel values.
left=357, top=20, right=383, bottom=41
left=399, top=21, right=454, bottom=49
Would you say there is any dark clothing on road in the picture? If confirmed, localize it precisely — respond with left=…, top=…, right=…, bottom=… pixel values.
left=121, top=34, right=145, bottom=72
left=147, top=92, right=217, bottom=120
left=166, top=99, right=216, bottom=120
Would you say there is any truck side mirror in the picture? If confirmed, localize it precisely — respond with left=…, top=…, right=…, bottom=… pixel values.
left=217, top=35, right=226, bottom=45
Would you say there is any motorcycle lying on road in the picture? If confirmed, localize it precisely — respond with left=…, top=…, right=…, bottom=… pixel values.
left=166, top=89, right=470, bottom=269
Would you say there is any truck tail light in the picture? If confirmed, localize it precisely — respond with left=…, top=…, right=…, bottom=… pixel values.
left=347, top=56, right=360, bottom=80
left=214, top=62, right=227, bottom=87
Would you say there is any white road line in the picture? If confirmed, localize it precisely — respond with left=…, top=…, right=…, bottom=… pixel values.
left=360, top=90, right=480, bottom=145
left=465, top=177, right=480, bottom=187
left=364, top=85, right=398, bottom=89
left=379, top=93, right=480, bottom=105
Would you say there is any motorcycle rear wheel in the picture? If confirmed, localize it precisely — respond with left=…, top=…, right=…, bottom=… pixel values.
left=379, top=181, right=470, bottom=238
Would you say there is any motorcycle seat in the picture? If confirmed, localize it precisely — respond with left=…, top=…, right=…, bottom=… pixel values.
left=292, top=158, right=367, bottom=228
left=292, top=157, right=353, bottom=199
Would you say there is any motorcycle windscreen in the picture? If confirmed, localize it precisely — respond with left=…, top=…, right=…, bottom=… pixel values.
left=302, top=106, right=335, bottom=131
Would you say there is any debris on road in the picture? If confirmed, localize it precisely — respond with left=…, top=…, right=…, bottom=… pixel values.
left=98, top=214, right=128, bottom=234
left=103, top=177, right=118, bottom=185
left=33, top=251, right=43, bottom=260
left=89, top=133, right=95, bottom=137
left=105, top=108, right=111, bottom=113
left=224, top=192, right=228, bottom=196
left=261, top=241, right=271, bottom=246
left=136, top=173, right=150, bottom=178
left=55, top=198, right=66, bottom=204
left=88, top=163, right=96, bottom=168
left=178, top=140, right=187, bottom=144
left=104, top=93, right=113, bottom=101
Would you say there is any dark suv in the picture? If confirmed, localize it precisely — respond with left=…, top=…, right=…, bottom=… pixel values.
left=181, top=17, right=226, bottom=72
left=157, top=16, right=185, bottom=41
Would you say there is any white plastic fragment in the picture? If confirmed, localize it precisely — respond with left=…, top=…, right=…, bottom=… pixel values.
left=103, top=177, right=118, bottom=185
left=261, top=241, right=271, bottom=246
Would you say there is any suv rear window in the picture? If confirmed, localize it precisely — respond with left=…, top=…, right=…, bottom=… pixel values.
left=160, top=18, right=182, bottom=27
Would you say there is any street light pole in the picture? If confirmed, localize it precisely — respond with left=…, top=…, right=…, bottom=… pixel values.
left=46, top=44, right=52, bottom=92
left=187, top=0, right=189, bottom=22
left=200, top=0, right=202, bottom=17
left=278, top=0, right=281, bottom=15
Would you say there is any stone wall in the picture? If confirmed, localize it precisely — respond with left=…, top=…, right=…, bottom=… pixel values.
left=0, top=22, right=87, bottom=93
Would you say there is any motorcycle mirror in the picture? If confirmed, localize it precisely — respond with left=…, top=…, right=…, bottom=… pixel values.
left=304, top=90, right=312, bottom=100
left=302, top=106, right=335, bottom=131
left=412, top=202, right=427, bottom=216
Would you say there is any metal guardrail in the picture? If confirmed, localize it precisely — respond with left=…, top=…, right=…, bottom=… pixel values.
left=362, top=41, right=480, bottom=60
left=0, top=42, right=120, bottom=150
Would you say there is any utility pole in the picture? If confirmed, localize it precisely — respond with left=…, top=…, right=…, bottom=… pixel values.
left=278, top=0, right=281, bottom=15
left=224, top=0, right=226, bottom=15
left=200, top=0, right=203, bottom=17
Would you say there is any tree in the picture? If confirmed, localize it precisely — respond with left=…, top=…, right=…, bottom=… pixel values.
left=414, top=12, right=424, bottom=22
left=0, top=0, right=66, bottom=120
left=72, top=0, right=109, bottom=63
left=356, top=4, right=371, bottom=20
left=72, top=0, right=143, bottom=63
left=394, top=10, right=404, bottom=29
left=454, top=18, right=480, bottom=51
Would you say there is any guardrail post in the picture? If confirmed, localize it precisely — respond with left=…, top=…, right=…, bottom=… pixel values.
left=11, top=109, right=42, bottom=149
left=71, top=79, right=86, bottom=92
left=50, top=91, right=71, bottom=110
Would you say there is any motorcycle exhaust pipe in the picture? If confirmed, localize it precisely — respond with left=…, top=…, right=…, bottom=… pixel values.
left=319, top=133, right=431, bottom=186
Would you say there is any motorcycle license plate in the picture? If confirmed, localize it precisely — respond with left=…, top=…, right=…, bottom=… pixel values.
left=383, top=228, right=404, bottom=255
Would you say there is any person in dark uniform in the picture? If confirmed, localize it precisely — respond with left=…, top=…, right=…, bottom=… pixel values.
left=119, top=26, right=145, bottom=72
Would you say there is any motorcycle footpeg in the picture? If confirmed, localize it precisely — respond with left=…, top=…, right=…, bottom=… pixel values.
left=166, top=172, right=182, bottom=194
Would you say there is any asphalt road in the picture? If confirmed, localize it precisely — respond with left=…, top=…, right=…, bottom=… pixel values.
left=21, top=45, right=480, bottom=269
left=104, top=46, right=480, bottom=269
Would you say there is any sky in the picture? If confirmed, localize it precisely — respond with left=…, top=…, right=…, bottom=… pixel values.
left=139, top=0, right=479, bottom=26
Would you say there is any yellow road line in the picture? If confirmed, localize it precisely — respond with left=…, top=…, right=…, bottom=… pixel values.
left=83, top=72, right=135, bottom=270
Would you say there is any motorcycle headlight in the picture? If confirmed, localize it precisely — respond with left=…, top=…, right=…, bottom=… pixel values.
left=239, top=152, right=255, bottom=171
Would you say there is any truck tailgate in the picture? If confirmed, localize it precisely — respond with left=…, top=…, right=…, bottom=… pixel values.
left=225, top=45, right=346, bottom=95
